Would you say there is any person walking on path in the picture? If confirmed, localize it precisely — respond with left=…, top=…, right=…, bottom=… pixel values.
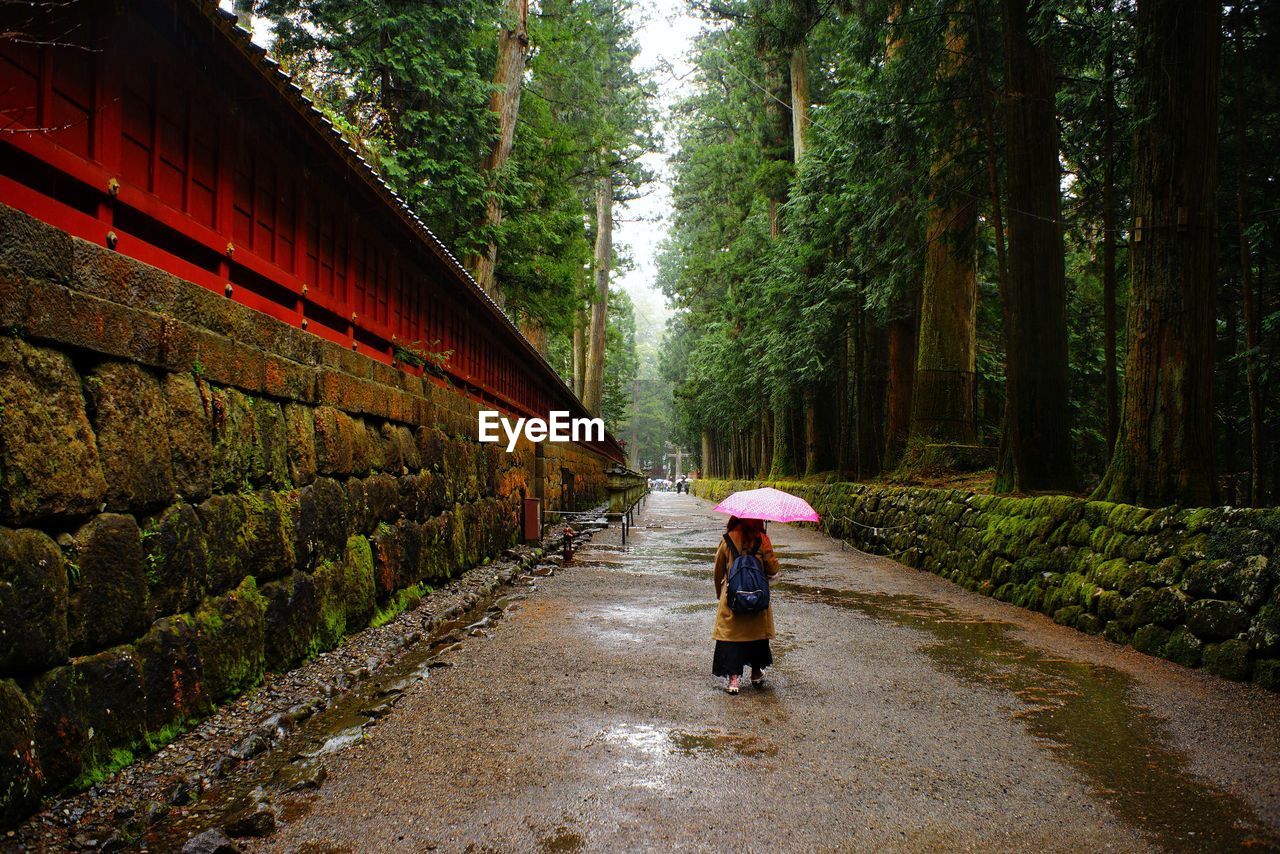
left=712, top=516, right=781, bottom=694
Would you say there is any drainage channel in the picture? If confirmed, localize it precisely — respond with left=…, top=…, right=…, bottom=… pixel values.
left=143, top=517, right=612, bottom=850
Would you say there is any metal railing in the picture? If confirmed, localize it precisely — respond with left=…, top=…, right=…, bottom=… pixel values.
left=543, top=488, right=648, bottom=547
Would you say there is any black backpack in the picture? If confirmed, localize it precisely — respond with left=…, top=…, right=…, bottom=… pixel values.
left=723, top=534, right=770, bottom=614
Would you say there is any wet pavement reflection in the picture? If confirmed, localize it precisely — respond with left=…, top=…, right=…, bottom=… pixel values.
left=187, top=491, right=1280, bottom=852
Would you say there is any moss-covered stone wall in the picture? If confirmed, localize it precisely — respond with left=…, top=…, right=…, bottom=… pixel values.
left=0, top=204, right=610, bottom=824
left=697, top=479, right=1280, bottom=693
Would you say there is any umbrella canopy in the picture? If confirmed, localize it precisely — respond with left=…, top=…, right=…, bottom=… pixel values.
left=712, top=487, right=820, bottom=524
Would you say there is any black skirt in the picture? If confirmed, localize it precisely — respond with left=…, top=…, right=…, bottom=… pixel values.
left=712, top=639, right=773, bottom=677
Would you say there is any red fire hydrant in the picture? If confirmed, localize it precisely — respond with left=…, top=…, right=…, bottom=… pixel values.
left=563, top=525, right=576, bottom=562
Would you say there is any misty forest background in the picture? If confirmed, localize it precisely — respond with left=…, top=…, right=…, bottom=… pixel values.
left=245, top=0, right=1280, bottom=509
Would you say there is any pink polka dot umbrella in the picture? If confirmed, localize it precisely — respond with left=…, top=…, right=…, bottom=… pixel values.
left=711, top=487, right=820, bottom=524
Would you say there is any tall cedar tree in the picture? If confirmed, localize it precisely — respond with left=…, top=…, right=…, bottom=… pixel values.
left=1096, top=0, right=1221, bottom=506
left=995, top=0, right=1077, bottom=492
left=909, top=10, right=980, bottom=447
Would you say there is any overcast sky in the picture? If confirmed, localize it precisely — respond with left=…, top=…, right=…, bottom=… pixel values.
left=613, top=0, right=701, bottom=342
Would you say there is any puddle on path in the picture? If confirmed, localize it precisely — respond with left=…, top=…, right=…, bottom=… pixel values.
left=773, top=581, right=1276, bottom=850
left=600, top=723, right=779, bottom=761
left=670, top=601, right=717, bottom=614
left=670, top=729, right=779, bottom=758
left=540, top=825, right=586, bottom=851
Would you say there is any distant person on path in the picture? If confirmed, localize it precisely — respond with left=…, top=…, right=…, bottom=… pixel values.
left=712, top=516, right=780, bottom=694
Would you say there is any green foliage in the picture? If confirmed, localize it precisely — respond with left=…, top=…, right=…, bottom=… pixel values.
left=261, top=0, right=499, bottom=259
left=69, top=748, right=134, bottom=792
left=370, top=583, right=429, bottom=629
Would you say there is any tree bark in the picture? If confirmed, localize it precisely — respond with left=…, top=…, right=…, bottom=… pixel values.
left=519, top=312, right=548, bottom=357
left=1234, top=7, right=1262, bottom=506
left=1096, top=0, right=1221, bottom=507
left=583, top=170, right=612, bottom=417
left=909, top=16, right=979, bottom=448
left=1102, top=22, right=1119, bottom=459
left=467, top=0, right=530, bottom=298
left=770, top=395, right=796, bottom=477
left=803, top=387, right=819, bottom=475
left=881, top=0, right=919, bottom=472
left=995, top=0, right=1077, bottom=492
left=836, top=321, right=850, bottom=476
left=762, top=51, right=791, bottom=238
left=790, top=42, right=810, bottom=162
left=572, top=306, right=586, bottom=399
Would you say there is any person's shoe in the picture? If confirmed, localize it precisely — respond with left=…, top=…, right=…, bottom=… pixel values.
left=751, top=668, right=765, bottom=689
left=726, top=676, right=740, bottom=695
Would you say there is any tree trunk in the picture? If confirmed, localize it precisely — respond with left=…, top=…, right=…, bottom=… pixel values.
left=519, top=312, right=548, bottom=357
left=790, top=43, right=810, bottom=162
left=1096, top=0, right=1221, bottom=507
left=770, top=395, right=795, bottom=477
left=1102, top=23, right=1119, bottom=459
left=836, top=321, right=850, bottom=476
left=1234, top=8, right=1262, bottom=507
left=995, top=0, right=1077, bottom=493
left=572, top=307, right=586, bottom=399
left=583, top=171, right=612, bottom=417
left=760, top=409, right=772, bottom=476
left=909, top=17, right=979, bottom=447
left=803, top=388, right=819, bottom=475
left=881, top=0, right=919, bottom=472
left=467, top=0, right=530, bottom=297
left=762, top=51, right=791, bottom=239
left=701, top=432, right=712, bottom=479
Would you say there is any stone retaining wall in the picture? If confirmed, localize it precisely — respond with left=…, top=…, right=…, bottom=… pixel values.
left=696, top=479, right=1280, bottom=693
left=0, top=204, right=610, bottom=823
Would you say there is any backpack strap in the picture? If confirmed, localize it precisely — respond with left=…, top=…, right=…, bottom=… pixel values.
left=722, top=533, right=740, bottom=560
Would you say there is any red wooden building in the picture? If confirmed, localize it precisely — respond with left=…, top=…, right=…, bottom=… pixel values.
left=0, top=0, right=623, bottom=463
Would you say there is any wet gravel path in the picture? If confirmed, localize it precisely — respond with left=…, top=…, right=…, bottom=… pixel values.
left=220, top=491, right=1280, bottom=852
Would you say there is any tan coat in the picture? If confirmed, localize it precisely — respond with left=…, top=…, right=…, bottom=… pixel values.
left=712, top=530, right=781, bottom=642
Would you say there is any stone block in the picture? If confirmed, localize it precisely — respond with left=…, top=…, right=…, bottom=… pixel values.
left=1248, top=605, right=1280, bottom=656
left=1163, top=626, right=1203, bottom=668
left=143, top=504, right=208, bottom=617
left=365, top=474, right=400, bottom=525
left=80, top=647, right=147, bottom=753
left=253, top=399, right=290, bottom=489
left=1202, top=639, right=1251, bottom=682
left=194, top=577, right=266, bottom=704
left=242, top=492, right=295, bottom=582
left=86, top=362, right=175, bottom=511
left=29, top=646, right=146, bottom=790
left=0, top=679, right=40, bottom=827
left=261, top=572, right=321, bottom=671
left=209, top=387, right=262, bottom=491
left=1132, top=623, right=1170, bottom=655
left=0, top=339, right=107, bottom=523
left=1254, top=659, right=1280, bottom=691
left=416, top=427, right=446, bottom=472
left=313, top=535, right=376, bottom=648
left=313, top=406, right=356, bottom=475
left=371, top=524, right=403, bottom=601
left=68, top=514, right=151, bottom=653
left=162, top=373, right=213, bottom=501
left=0, top=527, right=68, bottom=674
left=344, top=477, right=372, bottom=535
left=135, top=615, right=208, bottom=733
left=283, top=403, right=316, bottom=487
left=1186, top=599, right=1250, bottom=641
left=292, top=478, right=349, bottom=571
left=197, top=494, right=250, bottom=594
